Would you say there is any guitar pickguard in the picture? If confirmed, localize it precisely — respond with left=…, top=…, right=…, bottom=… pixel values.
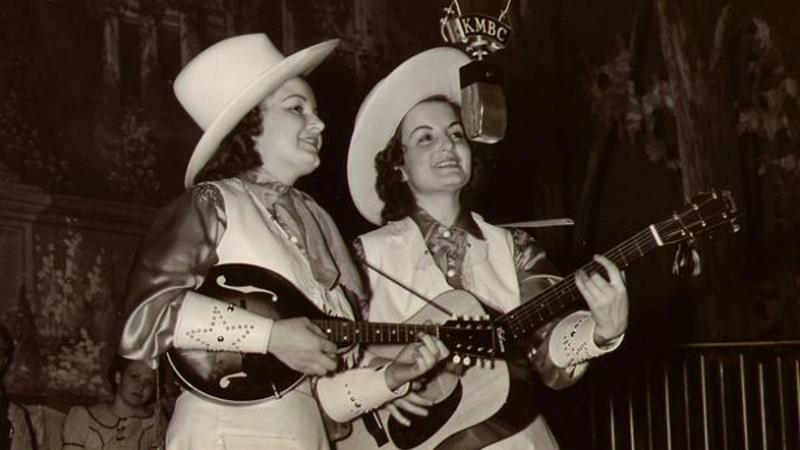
left=387, top=382, right=464, bottom=449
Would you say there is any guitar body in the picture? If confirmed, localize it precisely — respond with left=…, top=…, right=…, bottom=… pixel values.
left=340, top=191, right=741, bottom=448
left=166, top=264, right=335, bottom=404
left=341, top=276, right=560, bottom=450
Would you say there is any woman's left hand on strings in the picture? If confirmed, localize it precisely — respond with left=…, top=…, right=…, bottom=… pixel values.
left=575, top=254, right=629, bottom=346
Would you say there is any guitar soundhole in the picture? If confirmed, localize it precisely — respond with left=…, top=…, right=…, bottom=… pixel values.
left=387, top=382, right=463, bottom=449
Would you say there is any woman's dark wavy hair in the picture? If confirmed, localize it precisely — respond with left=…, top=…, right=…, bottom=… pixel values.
left=195, top=105, right=265, bottom=183
left=375, top=95, right=485, bottom=224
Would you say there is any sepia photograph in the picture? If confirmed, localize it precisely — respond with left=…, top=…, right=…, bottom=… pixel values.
left=0, top=0, right=798, bottom=448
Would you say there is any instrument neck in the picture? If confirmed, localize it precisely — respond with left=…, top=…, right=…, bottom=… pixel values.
left=314, top=320, right=440, bottom=345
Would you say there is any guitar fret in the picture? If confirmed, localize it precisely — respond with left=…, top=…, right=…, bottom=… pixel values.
left=314, top=319, right=490, bottom=349
left=634, top=237, right=645, bottom=256
left=498, top=227, right=659, bottom=334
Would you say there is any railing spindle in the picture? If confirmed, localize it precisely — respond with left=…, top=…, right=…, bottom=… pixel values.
left=739, top=354, right=750, bottom=450
left=590, top=341, right=800, bottom=450
left=776, top=357, right=787, bottom=450
left=628, top=383, right=635, bottom=450
left=683, top=361, right=691, bottom=450
left=700, top=354, right=709, bottom=450
left=646, top=370, right=654, bottom=450
left=757, top=362, right=767, bottom=450
left=609, top=392, right=617, bottom=450
left=794, top=359, right=800, bottom=447
left=719, top=360, right=728, bottom=450
left=664, top=366, right=672, bottom=450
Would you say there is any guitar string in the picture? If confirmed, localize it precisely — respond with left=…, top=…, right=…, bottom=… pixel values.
left=330, top=196, right=723, bottom=343
left=499, top=231, right=656, bottom=335
left=315, top=319, right=440, bottom=343
left=497, top=225, right=665, bottom=334
left=504, top=220, right=674, bottom=323
left=497, top=212, right=716, bottom=334
left=331, top=219, right=673, bottom=341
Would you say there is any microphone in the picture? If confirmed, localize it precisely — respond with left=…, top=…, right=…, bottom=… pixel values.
left=460, top=59, right=507, bottom=144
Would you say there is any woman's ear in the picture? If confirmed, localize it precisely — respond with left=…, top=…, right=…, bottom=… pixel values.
left=396, top=166, right=409, bottom=182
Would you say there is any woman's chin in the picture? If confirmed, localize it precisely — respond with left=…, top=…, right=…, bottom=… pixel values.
left=296, top=157, right=320, bottom=178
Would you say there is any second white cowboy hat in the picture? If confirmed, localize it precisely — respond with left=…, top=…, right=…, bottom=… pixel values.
left=347, top=47, right=470, bottom=225
left=174, top=33, right=339, bottom=188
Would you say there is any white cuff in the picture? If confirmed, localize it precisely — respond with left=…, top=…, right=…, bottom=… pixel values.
left=173, top=291, right=273, bottom=354
left=548, top=311, right=623, bottom=368
left=316, top=365, right=409, bottom=423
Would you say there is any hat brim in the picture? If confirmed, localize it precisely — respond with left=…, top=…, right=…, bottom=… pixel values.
left=184, top=39, right=339, bottom=188
left=347, top=47, right=470, bottom=225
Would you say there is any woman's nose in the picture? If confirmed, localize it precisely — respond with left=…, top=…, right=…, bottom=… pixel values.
left=440, top=135, right=456, bottom=152
left=307, top=111, right=325, bottom=132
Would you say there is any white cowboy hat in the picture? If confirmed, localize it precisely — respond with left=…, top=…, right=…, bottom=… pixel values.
left=174, top=33, right=339, bottom=188
left=347, top=47, right=470, bottom=225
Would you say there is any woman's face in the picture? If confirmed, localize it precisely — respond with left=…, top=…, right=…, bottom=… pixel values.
left=116, top=360, right=156, bottom=408
left=399, top=100, right=471, bottom=199
left=252, top=77, right=325, bottom=185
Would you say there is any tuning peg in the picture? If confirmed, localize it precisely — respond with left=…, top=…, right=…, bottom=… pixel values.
left=731, top=222, right=741, bottom=233
left=452, top=354, right=462, bottom=364
left=463, top=356, right=472, bottom=366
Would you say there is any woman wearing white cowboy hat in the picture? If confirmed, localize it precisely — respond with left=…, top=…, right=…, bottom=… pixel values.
left=345, top=47, right=630, bottom=449
left=118, top=34, right=449, bottom=450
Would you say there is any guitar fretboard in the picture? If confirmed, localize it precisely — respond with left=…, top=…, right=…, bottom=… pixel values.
left=314, top=320, right=441, bottom=345
left=496, top=225, right=663, bottom=340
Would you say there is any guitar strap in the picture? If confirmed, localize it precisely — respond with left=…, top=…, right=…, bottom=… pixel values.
left=361, top=411, right=389, bottom=446
left=359, top=255, right=505, bottom=320
left=357, top=256, right=455, bottom=316
left=355, top=256, right=439, bottom=446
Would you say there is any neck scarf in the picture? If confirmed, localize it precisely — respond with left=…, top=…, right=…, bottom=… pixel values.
left=410, top=208, right=484, bottom=289
left=242, top=177, right=366, bottom=300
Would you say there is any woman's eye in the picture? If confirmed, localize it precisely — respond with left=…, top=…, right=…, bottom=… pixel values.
left=288, top=104, right=304, bottom=114
left=417, top=133, right=434, bottom=145
left=450, top=130, right=464, bottom=141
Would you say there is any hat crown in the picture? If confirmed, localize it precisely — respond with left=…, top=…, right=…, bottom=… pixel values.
left=174, top=34, right=286, bottom=130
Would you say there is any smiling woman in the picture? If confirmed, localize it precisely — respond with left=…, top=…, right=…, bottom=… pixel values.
left=395, top=99, right=472, bottom=222
left=194, top=77, right=325, bottom=187
left=250, top=78, right=325, bottom=185
left=116, top=33, right=450, bottom=450
left=345, top=47, right=630, bottom=449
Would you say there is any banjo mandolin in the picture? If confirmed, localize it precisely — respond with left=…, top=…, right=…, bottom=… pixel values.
left=165, top=263, right=505, bottom=404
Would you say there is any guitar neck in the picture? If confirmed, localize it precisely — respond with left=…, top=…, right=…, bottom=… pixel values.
left=313, top=320, right=440, bottom=346
left=496, top=226, right=661, bottom=340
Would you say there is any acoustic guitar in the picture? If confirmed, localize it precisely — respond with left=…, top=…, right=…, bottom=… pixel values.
left=339, top=190, right=741, bottom=449
left=165, top=263, right=505, bottom=404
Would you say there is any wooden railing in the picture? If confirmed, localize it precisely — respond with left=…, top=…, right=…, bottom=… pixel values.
left=588, top=341, right=800, bottom=450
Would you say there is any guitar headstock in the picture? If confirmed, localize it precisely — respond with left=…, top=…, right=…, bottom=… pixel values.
left=440, top=316, right=506, bottom=366
left=655, top=189, right=741, bottom=246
